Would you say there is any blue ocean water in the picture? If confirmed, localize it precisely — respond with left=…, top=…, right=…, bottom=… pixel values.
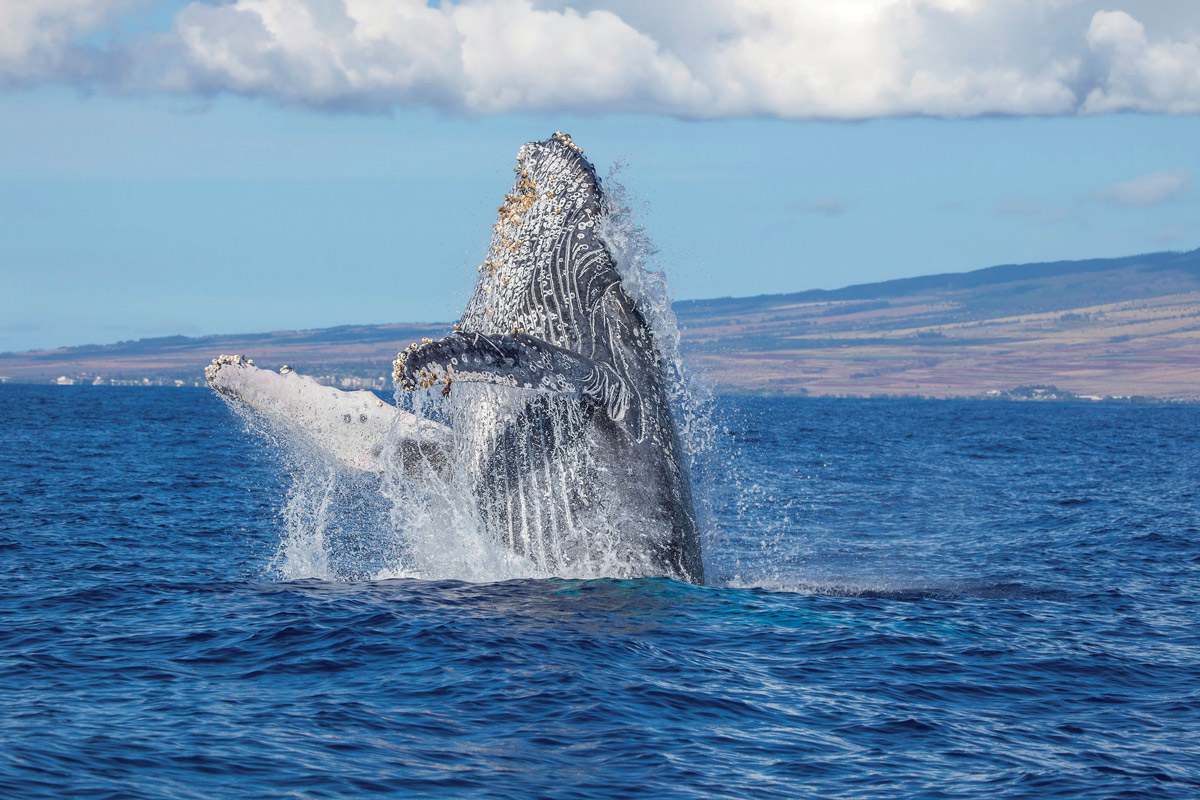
left=1, top=385, right=1198, bottom=799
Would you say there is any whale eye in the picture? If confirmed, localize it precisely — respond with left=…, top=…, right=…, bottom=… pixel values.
left=359, top=414, right=368, bottom=423
left=343, top=414, right=351, bottom=423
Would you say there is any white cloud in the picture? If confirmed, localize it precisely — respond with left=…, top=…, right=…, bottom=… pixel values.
left=145, top=0, right=709, bottom=113
left=2, top=1, right=1200, bottom=119
left=1082, top=10, right=1200, bottom=114
left=0, top=0, right=140, bottom=86
left=1096, top=169, right=1191, bottom=207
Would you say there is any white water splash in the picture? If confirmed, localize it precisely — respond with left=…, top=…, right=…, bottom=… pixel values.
left=598, top=166, right=717, bottom=470
left=372, top=382, right=667, bottom=582
left=252, top=166, right=719, bottom=584
left=220, top=401, right=397, bottom=581
left=599, top=166, right=721, bottom=567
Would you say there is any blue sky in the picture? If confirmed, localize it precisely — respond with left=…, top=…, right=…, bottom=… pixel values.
left=2, top=1, right=1199, bottom=352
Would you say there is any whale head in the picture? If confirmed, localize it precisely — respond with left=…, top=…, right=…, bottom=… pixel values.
left=458, top=132, right=623, bottom=360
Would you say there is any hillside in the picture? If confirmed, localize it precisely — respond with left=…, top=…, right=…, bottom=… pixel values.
left=4, top=248, right=1200, bottom=398
left=676, top=248, right=1200, bottom=398
left=0, top=323, right=449, bottom=389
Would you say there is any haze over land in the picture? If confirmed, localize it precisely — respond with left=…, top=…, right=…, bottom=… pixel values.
left=6, top=248, right=1199, bottom=400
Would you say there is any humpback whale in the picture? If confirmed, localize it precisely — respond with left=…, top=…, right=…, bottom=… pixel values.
left=207, top=133, right=704, bottom=584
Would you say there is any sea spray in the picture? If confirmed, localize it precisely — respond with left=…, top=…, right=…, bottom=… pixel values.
left=376, top=384, right=525, bottom=582
left=220, top=400, right=396, bottom=581
left=245, top=162, right=722, bottom=584
left=380, top=382, right=659, bottom=581
left=598, top=166, right=722, bottom=574
left=599, top=168, right=814, bottom=587
left=598, top=167, right=717, bottom=467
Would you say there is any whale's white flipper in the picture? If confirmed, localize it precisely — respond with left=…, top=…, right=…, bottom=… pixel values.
left=206, top=355, right=450, bottom=475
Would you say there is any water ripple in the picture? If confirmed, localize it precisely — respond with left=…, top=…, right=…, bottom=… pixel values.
left=1, top=388, right=1198, bottom=798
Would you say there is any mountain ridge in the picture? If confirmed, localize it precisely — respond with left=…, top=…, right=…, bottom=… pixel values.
left=678, top=248, right=1200, bottom=310
left=5, top=247, right=1200, bottom=398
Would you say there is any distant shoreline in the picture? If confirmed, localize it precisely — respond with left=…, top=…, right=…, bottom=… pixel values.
left=3, top=380, right=1194, bottom=405
left=5, top=247, right=1200, bottom=400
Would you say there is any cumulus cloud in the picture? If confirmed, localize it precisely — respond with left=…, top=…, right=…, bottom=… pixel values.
left=1096, top=169, right=1191, bottom=207
left=3, top=0, right=1200, bottom=118
left=0, top=0, right=140, bottom=86
left=1082, top=10, right=1200, bottom=114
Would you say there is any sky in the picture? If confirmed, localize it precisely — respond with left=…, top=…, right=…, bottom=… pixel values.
left=2, top=1, right=1199, bottom=352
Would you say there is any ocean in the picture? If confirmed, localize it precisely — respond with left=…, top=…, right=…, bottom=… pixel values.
left=2, top=385, right=1197, bottom=799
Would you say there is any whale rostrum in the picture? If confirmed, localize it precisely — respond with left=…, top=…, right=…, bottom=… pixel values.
left=208, top=133, right=704, bottom=584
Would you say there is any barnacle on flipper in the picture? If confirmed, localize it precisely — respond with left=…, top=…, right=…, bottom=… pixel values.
left=205, top=353, right=254, bottom=383
left=393, top=342, right=422, bottom=387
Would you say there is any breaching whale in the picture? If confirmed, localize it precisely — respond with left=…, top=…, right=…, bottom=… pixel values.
left=207, top=133, right=704, bottom=584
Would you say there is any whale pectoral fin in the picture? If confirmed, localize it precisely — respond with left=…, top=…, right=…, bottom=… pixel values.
left=206, top=355, right=451, bottom=476
left=396, top=332, right=640, bottom=428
